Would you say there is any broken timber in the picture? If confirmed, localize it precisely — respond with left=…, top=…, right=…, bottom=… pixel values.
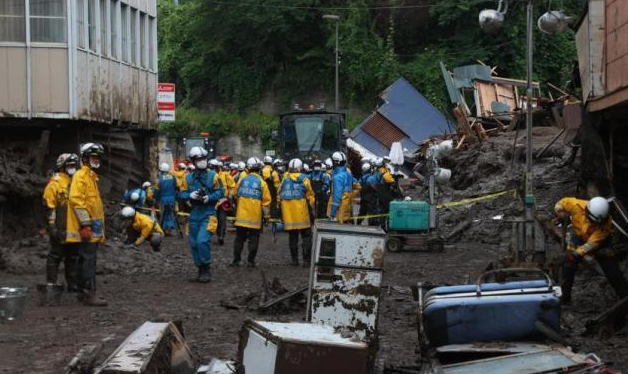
left=94, top=322, right=195, bottom=374
left=584, top=295, right=628, bottom=338
left=258, top=285, right=308, bottom=312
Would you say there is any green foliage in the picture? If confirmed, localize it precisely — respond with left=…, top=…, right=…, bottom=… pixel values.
left=158, top=0, right=585, bottom=123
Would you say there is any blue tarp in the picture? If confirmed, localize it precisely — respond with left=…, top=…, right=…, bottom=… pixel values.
left=350, top=77, right=453, bottom=156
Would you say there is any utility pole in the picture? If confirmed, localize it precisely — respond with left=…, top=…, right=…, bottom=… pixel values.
left=524, top=0, right=535, bottom=255
left=323, top=14, right=340, bottom=110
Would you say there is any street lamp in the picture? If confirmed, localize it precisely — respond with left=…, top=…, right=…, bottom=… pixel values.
left=323, top=14, right=340, bottom=110
left=479, top=0, right=568, bottom=261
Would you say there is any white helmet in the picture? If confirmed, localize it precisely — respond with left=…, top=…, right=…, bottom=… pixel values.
left=238, top=161, right=246, bottom=171
left=247, top=157, right=262, bottom=170
left=209, top=159, right=220, bottom=168
left=361, top=162, right=372, bottom=173
left=273, top=158, right=283, bottom=166
left=303, top=164, right=310, bottom=172
left=189, top=146, right=208, bottom=160
left=332, top=151, right=346, bottom=165
left=56, top=153, right=79, bottom=169
left=142, top=181, right=151, bottom=189
left=374, top=157, right=384, bottom=167
left=159, top=162, right=170, bottom=173
left=264, top=155, right=273, bottom=164
left=130, top=192, right=140, bottom=202
left=187, top=164, right=195, bottom=171
left=217, top=161, right=224, bottom=168
left=586, top=197, right=610, bottom=224
left=121, top=206, right=136, bottom=219
left=230, top=163, right=238, bottom=170
left=324, top=158, right=333, bottom=168
left=178, top=162, right=187, bottom=170
left=288, top=158, right=303, bottom=172
left=321, top=164, right=327, bottom=171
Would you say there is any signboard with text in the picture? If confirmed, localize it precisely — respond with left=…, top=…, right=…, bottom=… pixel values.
left=158, top=83, right=176, bottom=122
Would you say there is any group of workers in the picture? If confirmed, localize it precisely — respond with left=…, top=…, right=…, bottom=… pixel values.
left=42, top=139, right=628, bottom=306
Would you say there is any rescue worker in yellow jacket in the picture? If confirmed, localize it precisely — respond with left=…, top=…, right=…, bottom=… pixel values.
left=120, top=206, right=164, bottom=252
left=231, top=157, right=271, bottom=267
left=43, top=153, right=80, bottom=291
left=67, top=143, right=107, bottom=306
left=172, top=162, right=188, bottom=187
left=279, top=159, right=315, bottom=266
left=374, top=157, right=395, bottom=221
left=555, top=196, right=628, bottom=304
left=262, top=156, right=282, bottom=219
left=213, top=159, right=236, bottom=245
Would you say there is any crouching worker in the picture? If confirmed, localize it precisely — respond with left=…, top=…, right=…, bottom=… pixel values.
left=555, top=196, right=628, bottom=304
left=120, top=206, right=164, bottom=252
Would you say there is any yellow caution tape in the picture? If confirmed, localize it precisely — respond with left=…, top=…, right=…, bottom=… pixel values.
left=437, top=189, right=517, bottom=209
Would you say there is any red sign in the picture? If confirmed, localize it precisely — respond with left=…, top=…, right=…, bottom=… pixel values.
left=158, top=83, right=175, bottom=122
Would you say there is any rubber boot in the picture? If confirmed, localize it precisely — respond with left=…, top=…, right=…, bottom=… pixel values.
left=81, top=290, right=107, bottom=307
left=46, top=255, right=61, bottom=284
left=188, top=267, right=201, bottom=282
left=198, top=265, right=211, bottom=283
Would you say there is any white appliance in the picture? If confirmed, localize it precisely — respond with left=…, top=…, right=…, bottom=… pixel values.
left=307, top=221, right=386, bottom=341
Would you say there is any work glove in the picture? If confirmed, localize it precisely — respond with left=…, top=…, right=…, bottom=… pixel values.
left=202, top=195, right=210, bottom=204
left=190, top=191, right=201, bottom=200
left=79, top=226, right=93, bottom=241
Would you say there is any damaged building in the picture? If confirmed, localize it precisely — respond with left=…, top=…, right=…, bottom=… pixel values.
left=575, top=0, right=628, bottom=204
left=0, top=0, right=159, bottom=239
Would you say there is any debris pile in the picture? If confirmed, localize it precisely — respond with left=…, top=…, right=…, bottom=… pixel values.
left=219, top=273, right=307, bottom=314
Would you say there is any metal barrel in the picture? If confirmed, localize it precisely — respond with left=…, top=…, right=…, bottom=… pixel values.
left=0, top=287, right=28, bottom=321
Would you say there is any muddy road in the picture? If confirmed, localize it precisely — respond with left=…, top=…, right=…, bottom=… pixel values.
left=2, top=227, right=627, bottom=373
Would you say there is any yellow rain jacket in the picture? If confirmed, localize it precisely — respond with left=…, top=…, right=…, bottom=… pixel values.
left=234, top=173, right=271, bottom=229
left=262, top=165, right=281, bottom=191
left=66, top=165, right=105, bottom=243
left=43, top=172, right=72, bottom=241
left=278, top=172, right=315, bottom=230
left=377, top=166, right=395, bottom=184
left=171, top=169, right=187, bottom=189
left=131, top=212, right=165, bottom=246
left=219, top=170, right=236, bottom=197
left=555, top=197, right=612, bottom=256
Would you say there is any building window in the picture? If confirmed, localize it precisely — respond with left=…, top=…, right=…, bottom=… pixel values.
left=76, top=0, right=85, bottom=48
left=149, top=16, right=155, bottom=70
left=88, top=0, right=96, bottom=50
left=110, top=0, right=117, bottom=58
left=99, top=0, right=106, bottom=54
left=0, top=0, right=25, bottom=42
left=29, top=0, right=67, bottom=43
left=139, top=12, right=146, bottom=68
left=130, top=8, right=136, bottom=64
left=121, top=4, right=128, bottom=62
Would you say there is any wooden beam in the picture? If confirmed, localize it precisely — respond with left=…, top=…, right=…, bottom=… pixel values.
left=588, top=86, right=628, bottom=112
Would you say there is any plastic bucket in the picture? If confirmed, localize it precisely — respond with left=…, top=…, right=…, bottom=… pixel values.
left=0, top=287, right=28, bottom=321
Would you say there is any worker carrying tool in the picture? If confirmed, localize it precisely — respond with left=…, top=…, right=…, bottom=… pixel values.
left=67, top=142, right=107, bottom=306
left=328, top=151, right=358, bottom=223
left=180, top=146, right=224, bottom=283
left=262, top=156, right=281, bottom=220
left=42, top=153, right=80, bottom=292
left=231, top=157, right=271, bottom=268
left=357, top=162, right=379, bottom=226
left=554, top=196, right=628, bottom=304
left=279, top=158, right=315, bottom=267
left=310, top=159, right=330, bottom=219
left=153, top=163, right=179, bottom=235
left=120, top=206, right=164, bottom=252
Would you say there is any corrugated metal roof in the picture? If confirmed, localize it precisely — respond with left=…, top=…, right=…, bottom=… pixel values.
left=377, top=77, right=452, bottom=145
left=361, top=112, right=405, bottom=148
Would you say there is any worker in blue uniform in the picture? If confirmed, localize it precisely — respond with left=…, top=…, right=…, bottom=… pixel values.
left=180, top=147, right=223, bottom=283
left=154, top=162, right=179, bottom=235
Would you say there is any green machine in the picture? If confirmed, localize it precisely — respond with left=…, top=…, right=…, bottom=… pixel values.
left=385, top=140, right=453, bottom=253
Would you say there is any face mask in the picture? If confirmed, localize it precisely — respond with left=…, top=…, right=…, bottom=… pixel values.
left=195, top=160, right=208, bottom=170
left=90, top=161, right=100, bottom=170
left=313, top=167, right=321, bottom=171
left=66, top=167, right=77, bottom=176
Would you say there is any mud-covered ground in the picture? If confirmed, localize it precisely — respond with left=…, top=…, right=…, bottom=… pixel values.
left=1, top=128, right=627, bottom=373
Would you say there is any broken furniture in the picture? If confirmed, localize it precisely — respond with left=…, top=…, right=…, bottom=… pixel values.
left=94, top=321, right=194, bottom=374
left=415, top=268, right=617, bottom=373
left=236, top=320, right=368, bottom=374
left=307, top=221, right=386, bottom=341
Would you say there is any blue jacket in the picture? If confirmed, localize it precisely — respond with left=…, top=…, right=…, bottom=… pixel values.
left=360, top=173, right=378, bottom=193
left=310, top=170, right=330, bottom=194
left=180, top=170, right=224, bottom=222
left=330, top=166, right=354, bottom=218
left=123, top=188, right=147, bottom=207
left=154, top=173, right=178, bottom=205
